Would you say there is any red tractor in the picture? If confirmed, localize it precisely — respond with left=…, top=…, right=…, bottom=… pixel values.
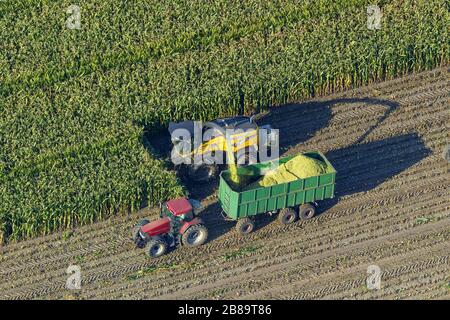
left=132, top=198, right=208, bottom=258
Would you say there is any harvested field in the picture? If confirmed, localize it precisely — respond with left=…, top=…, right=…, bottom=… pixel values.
left=0, top=67, right=449, bottom=300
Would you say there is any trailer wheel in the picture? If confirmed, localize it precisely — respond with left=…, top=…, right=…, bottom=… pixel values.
left=132, top=219, right=150, bottom=241
left=299, top=203, right=316, bottom=220
left=278, top=208, right=298, bottom=225
left=146, top=239, right=168, bottom=258
left=182, top=224, right=209, bottom=247
left=236, top=218, right=255, bottom=235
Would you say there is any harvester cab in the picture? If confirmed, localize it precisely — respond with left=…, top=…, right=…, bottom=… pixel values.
left=133, top=198, right=208, bottom=258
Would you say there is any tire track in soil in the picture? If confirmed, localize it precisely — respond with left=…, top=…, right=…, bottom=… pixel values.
left=81, top=199, right=448, bottom=299
left=287, top=252, right=449, bottom=300
left=357, top=265, right=449, bottom=300
left=132, top=228, right=449, bottom=299
left=234, top=232, right=449, bottom=299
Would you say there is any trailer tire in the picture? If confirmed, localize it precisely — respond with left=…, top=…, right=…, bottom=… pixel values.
left=146, top=238, right=168, bottom=258
left=278, top=208, right=298, bottom=225
left=182, top=224, right=209, bottom=247
left=299, top=203, right=316, bottom=220
left=236, top=218, right=255, bottom=235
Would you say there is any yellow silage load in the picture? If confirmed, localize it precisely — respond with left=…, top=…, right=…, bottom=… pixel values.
left=244, top=154, right=329, bottom=190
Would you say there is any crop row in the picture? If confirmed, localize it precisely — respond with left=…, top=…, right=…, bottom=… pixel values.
left=0, top=0, right=368, bottom=95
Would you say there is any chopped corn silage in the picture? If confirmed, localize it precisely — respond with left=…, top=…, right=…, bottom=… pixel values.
left=243, top=154, right=329, bottom=190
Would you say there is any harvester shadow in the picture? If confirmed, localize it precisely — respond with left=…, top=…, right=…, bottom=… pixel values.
left=258, top=97, right=399, bottom=151
left=316, top=133, right=431, bottom=216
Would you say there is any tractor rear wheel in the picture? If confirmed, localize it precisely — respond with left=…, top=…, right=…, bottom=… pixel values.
left=299, top=203, right=316, bottom=220
left=132, top=219, right=150, bottom=241
left=278, top=208, right=298, bottom=225
left=236, top=218, right=255, bottom=235
left=182, top=224, right=209, bottom=247
left=146, top=239, right=168, bottom=258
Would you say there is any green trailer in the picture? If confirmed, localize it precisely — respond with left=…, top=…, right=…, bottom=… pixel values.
left=218, top=151, right=336, bottom=234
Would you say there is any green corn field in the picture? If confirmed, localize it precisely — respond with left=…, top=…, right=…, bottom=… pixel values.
left=0, top=0, right=448, bottom=242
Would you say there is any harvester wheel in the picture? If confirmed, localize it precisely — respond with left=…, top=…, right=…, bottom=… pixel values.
left=182, top=224, right=209, bottom=247
left=132, top=219, right=150, bottom=241
left=146, top=239, right=168, bottom=258
left=299, top=203, right=316, bottom=220
left=278, top=208, right=298, bottom=225
left=236, top=218, right=255, bottom=235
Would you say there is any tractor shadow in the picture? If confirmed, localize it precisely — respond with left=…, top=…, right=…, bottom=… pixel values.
left=315, top=132, right=431, bottom=216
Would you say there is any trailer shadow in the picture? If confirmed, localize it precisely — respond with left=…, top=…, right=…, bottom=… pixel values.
left=315, top=132, right=431, bottom=216
left=199, top=201, right=276, bottom=242
left=189, top=128, right=431, bottom=242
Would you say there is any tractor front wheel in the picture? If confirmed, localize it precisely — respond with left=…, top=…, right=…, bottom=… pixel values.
left=236, top=218, right=255, bottom=235
left=278, top=208, right=298, bottom=225
left=146, top=239, right=168, bottom=258
left=182, top=224, right=209, bottom=247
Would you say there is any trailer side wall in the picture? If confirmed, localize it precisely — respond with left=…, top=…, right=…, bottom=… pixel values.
left=219, top=152, right=336, bottom=220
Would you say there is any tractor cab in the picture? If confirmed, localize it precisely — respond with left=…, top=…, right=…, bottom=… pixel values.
left=160, top=198, right=201, bottom=221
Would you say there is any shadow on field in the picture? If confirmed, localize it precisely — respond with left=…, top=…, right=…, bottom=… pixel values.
left=199, top=201, right=282, bottom=242
left=257, top=97, right=399, bottom=151
left=316, top=132, right=431, bottom=215
left=198, top=202, right=235, bottom=242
